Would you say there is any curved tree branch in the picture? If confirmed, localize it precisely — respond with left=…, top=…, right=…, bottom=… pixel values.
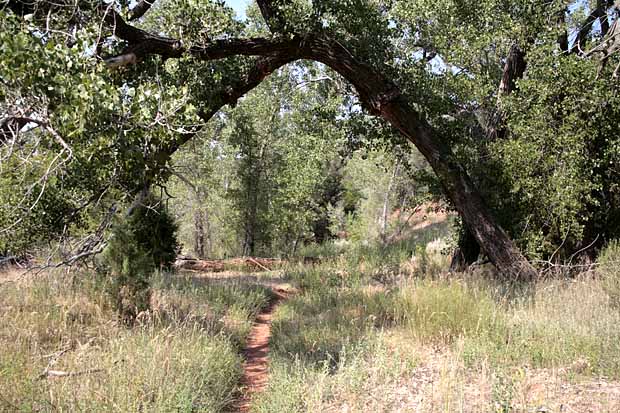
left=129, top=0, right=155, bottom=21
left=571, top=0, right=614, bottom=55
left=5, top=0, right=538, bottom=279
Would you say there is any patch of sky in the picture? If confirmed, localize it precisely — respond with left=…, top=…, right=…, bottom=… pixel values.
left=225, top=0, right=251, bottom=20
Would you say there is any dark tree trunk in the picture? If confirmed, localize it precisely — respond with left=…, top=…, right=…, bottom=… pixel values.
left=299, top=37, right=537, bottom=281
left=243, top=226, right=255, bottom=256
left=450, top=228, right=481, bottom=272
left=386, top=105, right=534, bottom=279
left=69, top=3, right=538, bottom=280
left=486, top=43, right=527, bottom=140
left=193, top=209, right=205, bottom=259
left=498, top=44, right=527, bottom=96
left=243, top=197, right=258, bottom=257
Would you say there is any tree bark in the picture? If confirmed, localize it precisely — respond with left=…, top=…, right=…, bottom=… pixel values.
left=155, top=34, right=540, bottom=279
left=297, top=36, right=536, bottom=280
left=450, top=227, right=480, bottom=272
left=193, top=209, right=205, bottom=259
left=571, top=0, right=614, bottom=54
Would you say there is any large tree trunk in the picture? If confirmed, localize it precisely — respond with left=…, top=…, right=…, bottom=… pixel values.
left=300, top=37, right=537, bottom=281
left=193, top=209, right=205, bottom=259
left=450, top=228, right=481, bottom=272
left=82, top=4, right=538, bottom=280
left=379, top=100, right=535, bottom=280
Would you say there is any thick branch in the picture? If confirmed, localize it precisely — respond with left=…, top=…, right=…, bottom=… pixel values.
left=154, top=32, right=536, bottom=280
left=256, top=0, right=291, bottom=33
left=129, top=0, right=155, bottom=21
left=0, top=116, right=30, bottom=142
left=498, top=44, right=527, bottom=95
left=10, top=2, right=536, bottom=278
left=167, top=53, right=297, bottom=152
left=485, top=43, right=528, bottom=140
left=571, top=0, right=614, bottom=54
left=104, top=9, right=302, bottom=66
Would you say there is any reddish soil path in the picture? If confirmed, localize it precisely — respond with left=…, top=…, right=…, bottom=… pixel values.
left=233, top=287, right=288, bottom=412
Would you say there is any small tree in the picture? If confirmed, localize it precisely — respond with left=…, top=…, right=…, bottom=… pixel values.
left=104, top=194, right=178, bottom=325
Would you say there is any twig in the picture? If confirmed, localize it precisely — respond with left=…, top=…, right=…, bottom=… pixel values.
left=41, top=368, right=105, bottom=379
left=39, top=360, right=124, bottom=380
left=246, top=257, right=271, bottom=272
left=568, top=234, right=600, bottom=266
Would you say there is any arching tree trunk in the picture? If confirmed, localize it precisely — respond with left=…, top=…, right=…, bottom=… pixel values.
left=298, top=37, right=537, bottom=281
left=6, top=1, right=538, bottom=280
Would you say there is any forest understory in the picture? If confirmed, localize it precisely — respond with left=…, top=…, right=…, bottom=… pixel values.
left=2, top=211, right=620, bottom=413
left=3, top=1, right=620, bottom=412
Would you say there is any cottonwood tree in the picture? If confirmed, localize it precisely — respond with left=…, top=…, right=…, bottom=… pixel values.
left=391, top=0, right=620, bottom=268
left=9, top=0, right=616, bottom=279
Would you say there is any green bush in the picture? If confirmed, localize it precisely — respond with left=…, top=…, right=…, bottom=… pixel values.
left=104, top=194, right=179, bottom=324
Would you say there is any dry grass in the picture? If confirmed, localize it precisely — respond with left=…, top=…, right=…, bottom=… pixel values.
left=252, top=239, right=620, bottom=413
left=3, top=230, right=620, bottom=412
left=0, top=268, right=273, bottom=412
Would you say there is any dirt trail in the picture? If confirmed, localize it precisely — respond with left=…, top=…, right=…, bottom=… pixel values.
left=233, top=286, right=289, bottom=412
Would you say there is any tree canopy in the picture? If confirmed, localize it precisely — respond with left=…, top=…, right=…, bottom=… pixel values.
left=1, top=0, right=619, bottom=278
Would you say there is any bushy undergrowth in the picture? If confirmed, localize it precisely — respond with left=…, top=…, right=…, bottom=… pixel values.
left=0, top=269, right=271, bottom=412
left=104, top=195, right=179, bottom=324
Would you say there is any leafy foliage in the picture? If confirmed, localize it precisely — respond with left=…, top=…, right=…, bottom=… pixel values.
left=104, top=194, right=178, bottom=323
left=1, top=0, right=620, bottom=267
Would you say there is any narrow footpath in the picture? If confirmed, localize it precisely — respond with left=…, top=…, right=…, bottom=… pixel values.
left=233, top=287, right=289, bottom=412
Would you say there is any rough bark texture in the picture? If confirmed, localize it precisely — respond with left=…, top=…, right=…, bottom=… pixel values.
left=486, top=43, right=527, bottom=141
left=129, top=0, right=154, bottom=21
left=498, top=44, right=527, bottom=96
left=114, top=8, right=536, bottom=280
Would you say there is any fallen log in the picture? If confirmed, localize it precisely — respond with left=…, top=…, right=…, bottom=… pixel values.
left=174, top=257, right=284, bottom=272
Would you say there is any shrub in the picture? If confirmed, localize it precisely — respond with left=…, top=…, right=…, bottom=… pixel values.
left=104, top=194, right=178, bottom=324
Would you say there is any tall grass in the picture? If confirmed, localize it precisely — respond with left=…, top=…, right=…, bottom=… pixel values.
left=253, top=237, right=620, bottom=412
left=599, top=239, right=620, bottom=308
left=0, top=269, right=272, bottom=412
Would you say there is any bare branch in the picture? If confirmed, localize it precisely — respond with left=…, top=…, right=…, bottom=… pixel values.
left=129, top=0, right=155, bottom=21
left=571, top=0, right=614, bottom=55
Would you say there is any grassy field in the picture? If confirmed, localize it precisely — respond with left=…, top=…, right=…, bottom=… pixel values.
left=0, top=270, right=272, bottom=412
left=253, top=232, right=620, bottom=412
left=2, top=222, right=620, bottom=412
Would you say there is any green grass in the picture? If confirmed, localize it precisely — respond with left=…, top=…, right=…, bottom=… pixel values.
left=4, top=233, right=620, bottom=412
left=599, top=239, right=620, bottom=308
left=0, top=269, right=272, bottom=412
left=252, top=237, right=620, bottom=412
